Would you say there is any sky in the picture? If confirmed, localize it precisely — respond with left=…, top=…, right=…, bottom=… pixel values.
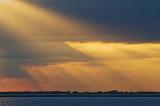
left=0, top=0, right=160, bottom=91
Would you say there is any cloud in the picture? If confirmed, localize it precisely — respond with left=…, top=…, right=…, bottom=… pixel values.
left=0, top=0, right=160, bottom=91
left=66, top=42, right=160, bottom=60
left=1, top=32, right=160, bottom=91
left=28, top=0, right=160, bottom=42
left=0, top=77, right=38, bottom=91
left=19, top=42, right=160, bottom=91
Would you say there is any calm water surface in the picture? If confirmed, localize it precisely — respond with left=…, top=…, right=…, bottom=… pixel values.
left=0, top=97, right=160, bottom=106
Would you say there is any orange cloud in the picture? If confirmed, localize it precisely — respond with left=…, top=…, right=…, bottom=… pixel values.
left=0, top=77, right=37, bottom=91
left=0, top=42, right=160, bottom=91
left=4, top=42, right=157, bottom=91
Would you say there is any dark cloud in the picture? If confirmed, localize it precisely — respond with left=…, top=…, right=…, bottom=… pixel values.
left=29, top=0, right=160, bottom=42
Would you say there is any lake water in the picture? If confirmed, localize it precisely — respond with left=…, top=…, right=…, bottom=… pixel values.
left=0, top=97, right=160, bottom=106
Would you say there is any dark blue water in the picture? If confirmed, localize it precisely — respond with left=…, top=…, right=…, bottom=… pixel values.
left=0, top=97, right=160, bottom=106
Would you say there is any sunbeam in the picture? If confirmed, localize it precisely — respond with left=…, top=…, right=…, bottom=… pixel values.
left=66, top=42, right=160, bottom=91
left=1, top=0, right=104, bottom=41
left=0, top=0, right=104, bottom=91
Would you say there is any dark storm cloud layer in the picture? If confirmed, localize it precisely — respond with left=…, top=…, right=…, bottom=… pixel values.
left=29, top=0, right=160, bottom=42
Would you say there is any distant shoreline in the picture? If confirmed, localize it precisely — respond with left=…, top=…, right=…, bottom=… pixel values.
left=0, top=91, right=160, bottom=97
left=1, top=94, right=160, bottom=97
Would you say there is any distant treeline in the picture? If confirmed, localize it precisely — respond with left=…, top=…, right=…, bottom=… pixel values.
left=0, top=90, right=160, bottom=97
left=0, top=90, right=160, bottom=94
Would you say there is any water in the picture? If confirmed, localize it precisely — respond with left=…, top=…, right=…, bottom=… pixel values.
left=0, top=97, right=160, bottom=106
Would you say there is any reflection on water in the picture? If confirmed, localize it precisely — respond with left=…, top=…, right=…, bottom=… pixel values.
left=0, top=97, right=160, bottom=106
